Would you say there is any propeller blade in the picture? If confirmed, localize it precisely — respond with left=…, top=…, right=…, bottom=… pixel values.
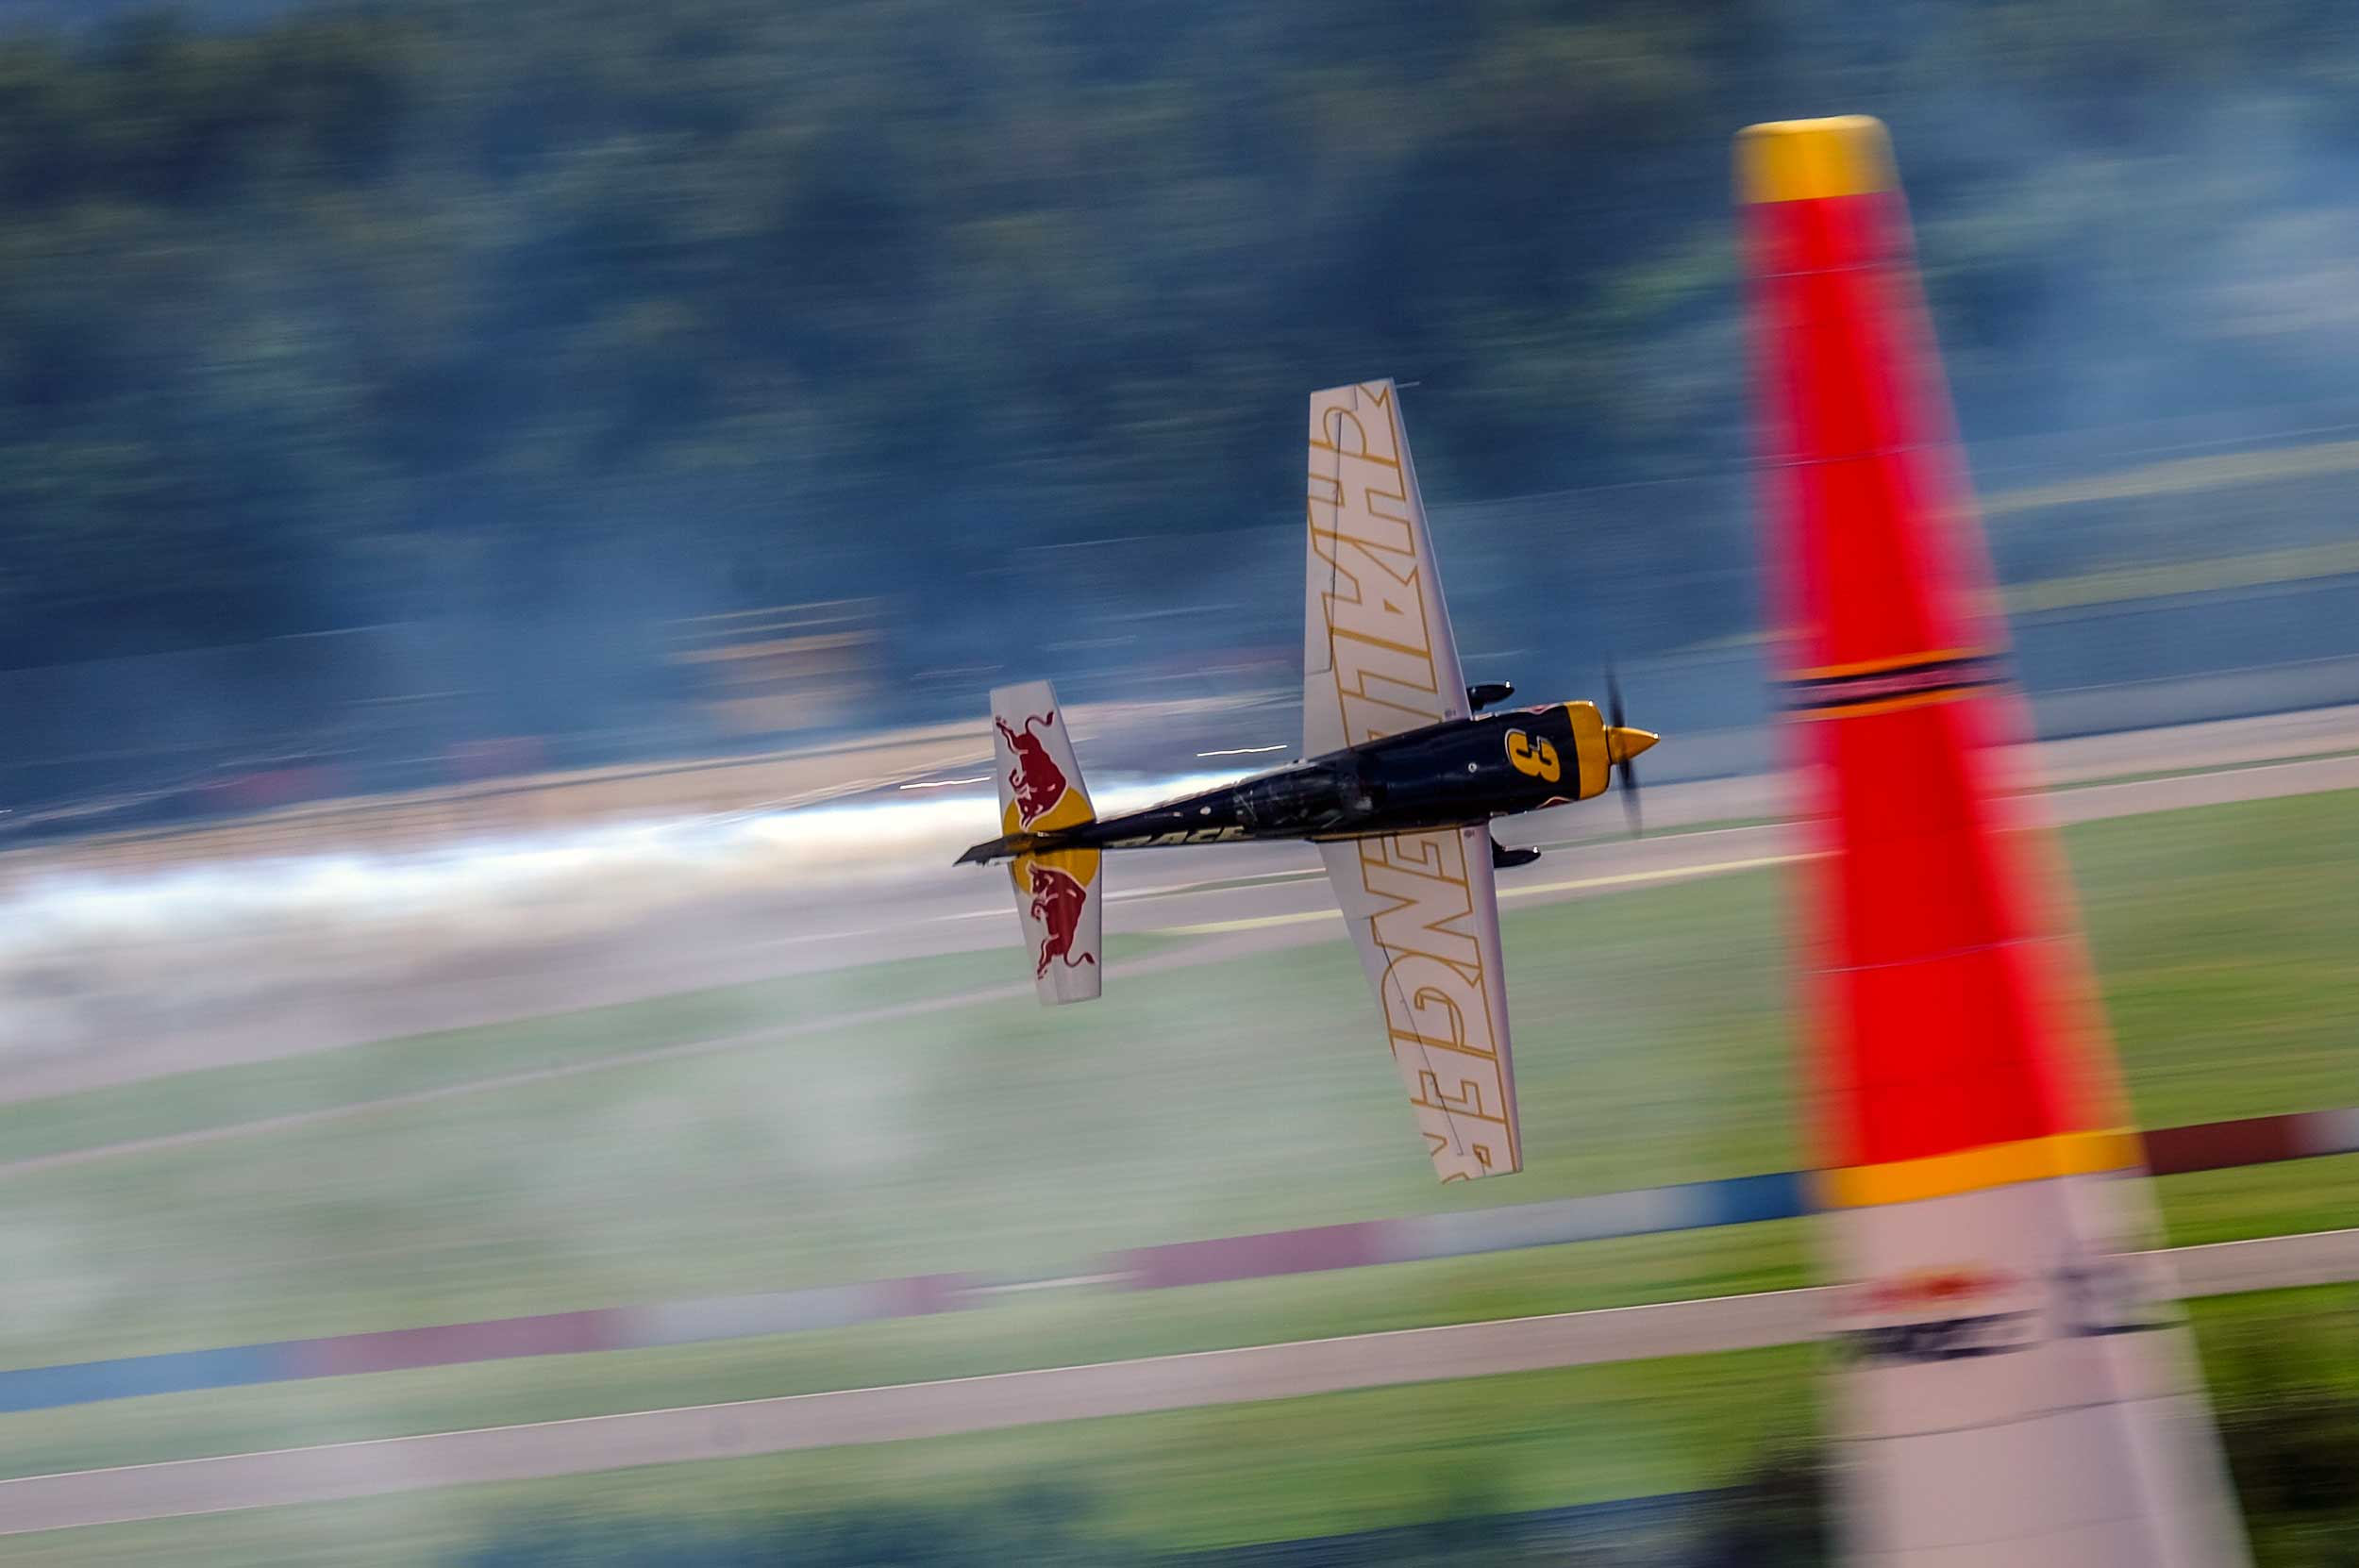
left=1604, top=657, right=1641, bottom=836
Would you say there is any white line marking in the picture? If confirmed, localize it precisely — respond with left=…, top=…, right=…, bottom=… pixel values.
left=1497, top=852, right=1812, bottom=902
left=1158, top=851, right=1809, bottom=935
left=1195, top=744, right=1291, bottom=758
left=955, top=1272, right=1137, bottom=1297
left=1158, top=908, right=1343, bottom=936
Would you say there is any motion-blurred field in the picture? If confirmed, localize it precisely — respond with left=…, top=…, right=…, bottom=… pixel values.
left=2, top=788, right=2354, bottom=1565
left=5, top=791, right=2353, bottom=1359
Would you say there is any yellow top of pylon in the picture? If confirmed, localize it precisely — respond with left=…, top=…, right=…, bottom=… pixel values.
left=1735, top=115, right=1895, bottom=204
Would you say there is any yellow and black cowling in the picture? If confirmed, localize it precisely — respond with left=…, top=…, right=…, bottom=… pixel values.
left=1460, top=698, right=1656, bottom=825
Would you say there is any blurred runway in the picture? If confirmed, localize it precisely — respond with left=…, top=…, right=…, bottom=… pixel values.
left=5, top=708, right=2356, bottom=1106
left=3, top=1227, right=2351, bottom=1539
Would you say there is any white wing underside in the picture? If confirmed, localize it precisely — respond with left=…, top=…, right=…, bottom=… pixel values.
left=1302, top=380, right=1469, bottom=759
left=1319, top=829, right=1522, bottom=1180
left=1302, top=381, right=1519, bottom=1181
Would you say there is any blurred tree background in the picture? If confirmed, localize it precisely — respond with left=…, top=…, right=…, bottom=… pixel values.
left=3, top=0, right=2358, bottom=729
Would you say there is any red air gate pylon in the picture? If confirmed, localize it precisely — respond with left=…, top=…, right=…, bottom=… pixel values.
left=1738, top=115, right=2251, bottom=1567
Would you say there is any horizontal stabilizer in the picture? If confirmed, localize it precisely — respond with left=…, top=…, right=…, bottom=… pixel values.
left=955, top=830, right=1059, bottom=867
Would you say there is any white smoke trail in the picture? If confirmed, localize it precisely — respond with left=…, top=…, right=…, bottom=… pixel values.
left=0, top=768, right=1251, bottom=1072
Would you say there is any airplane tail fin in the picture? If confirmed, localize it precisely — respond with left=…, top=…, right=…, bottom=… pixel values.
left=983, top=682, right=1102, bottom=1005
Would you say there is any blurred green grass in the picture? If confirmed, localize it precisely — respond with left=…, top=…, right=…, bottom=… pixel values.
left=0, top=1345, right=1823, bottom=1566
left=8, top=1284, right=2356, bottom=1567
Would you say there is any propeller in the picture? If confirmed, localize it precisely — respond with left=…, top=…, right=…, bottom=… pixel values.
left=1605, top=657, right=1643, bottom=838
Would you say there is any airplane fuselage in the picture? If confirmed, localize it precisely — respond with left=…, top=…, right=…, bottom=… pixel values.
left=962, top=699, right=1654, bottom=864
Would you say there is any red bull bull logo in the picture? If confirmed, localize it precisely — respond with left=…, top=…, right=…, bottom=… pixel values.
left=1841, top=1265, right=2033, bottom=1364
left=1027, top=861, right=1095, bottom=979
left=996, top=710, right=1070, bottom=827
left=1856, top=1266, right=2016, bottom=1316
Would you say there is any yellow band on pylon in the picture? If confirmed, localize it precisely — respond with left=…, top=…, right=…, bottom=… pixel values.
left=1736, top=115, right=1896, bottom=205
left=1818, top=1127, right=2144, bottom=1209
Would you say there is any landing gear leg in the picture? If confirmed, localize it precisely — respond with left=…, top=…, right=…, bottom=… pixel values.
left=1491, top=839, right=1541, bottom=870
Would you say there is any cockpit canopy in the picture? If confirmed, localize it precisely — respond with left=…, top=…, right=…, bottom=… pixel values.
left=1233, top=759, right=1370, bottom=831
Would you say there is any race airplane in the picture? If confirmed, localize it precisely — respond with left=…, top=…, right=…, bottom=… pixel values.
left=958, top=379, right=1658, bottom=1181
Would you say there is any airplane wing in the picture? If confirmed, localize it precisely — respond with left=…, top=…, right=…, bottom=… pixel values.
left=1302, top=380, right=1469, bottom=759
left=1301, top=382, right=1519, bottom=1179
left=1319, top=826, right=1521, bottom=1180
